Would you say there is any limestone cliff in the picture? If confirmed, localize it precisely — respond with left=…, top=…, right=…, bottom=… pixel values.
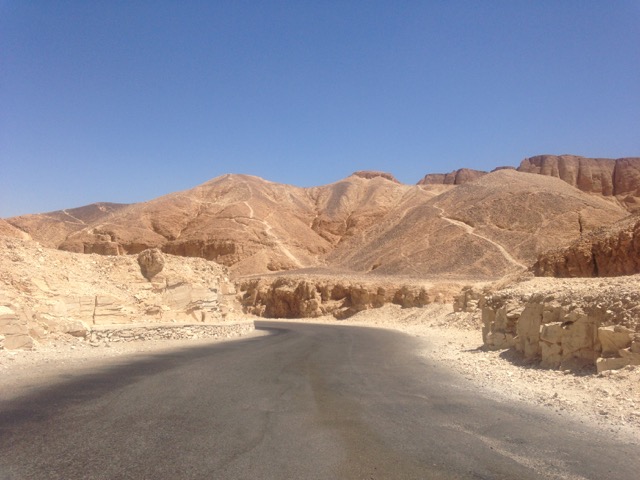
left=417, top=168, right=487, bottom=185
left=518, top=155, right=640, bottom=211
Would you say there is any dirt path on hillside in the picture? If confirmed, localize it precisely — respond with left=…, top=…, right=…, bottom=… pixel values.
left=434, top=205, right=527, bottom=269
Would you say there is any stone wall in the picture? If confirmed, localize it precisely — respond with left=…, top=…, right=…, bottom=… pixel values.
left=477, top=278, right=640, bottom=372
left=89, top=321, right=254, bottom=345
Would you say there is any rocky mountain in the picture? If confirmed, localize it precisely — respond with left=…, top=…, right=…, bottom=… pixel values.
left=329, top=169, right=626, bottom=277
left=3, top=165, right=629, bottom=279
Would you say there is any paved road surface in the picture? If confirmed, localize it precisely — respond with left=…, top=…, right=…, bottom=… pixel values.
left=1, top=322, right=638, bottom=479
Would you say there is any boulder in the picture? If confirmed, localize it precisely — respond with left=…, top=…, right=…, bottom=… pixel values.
left=137, top=248, right=165, bottom=280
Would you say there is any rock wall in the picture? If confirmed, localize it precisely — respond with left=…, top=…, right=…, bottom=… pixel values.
left=476, top=277, right=640, bottom=372
left=237, top=276, right=450, bottom=319
left=534, top=215, right=640, bottom=277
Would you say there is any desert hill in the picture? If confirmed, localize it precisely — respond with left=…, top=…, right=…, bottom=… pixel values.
left=3, top=164, right=630, bottom=279
left=327, top=169, right=627, bottom=277
left=5, top=203, right=128, bottom=248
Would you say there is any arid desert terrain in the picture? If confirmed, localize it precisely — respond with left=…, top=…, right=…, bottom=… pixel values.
left=2, top=153, right=640, bottom=440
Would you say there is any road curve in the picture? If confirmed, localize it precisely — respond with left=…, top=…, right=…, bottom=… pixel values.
left=0, top=322, right=638, bottom=479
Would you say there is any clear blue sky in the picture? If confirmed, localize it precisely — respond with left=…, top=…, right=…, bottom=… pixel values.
left=1, top=1, right=639, bottom=217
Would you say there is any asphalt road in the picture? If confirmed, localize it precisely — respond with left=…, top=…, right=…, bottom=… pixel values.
left=1, top=322, right=638, bottom=479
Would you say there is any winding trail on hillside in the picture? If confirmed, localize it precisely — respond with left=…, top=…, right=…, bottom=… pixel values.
left=242, top=188, right=303, bottom=267
left=434, top=205, right=527, bottom=269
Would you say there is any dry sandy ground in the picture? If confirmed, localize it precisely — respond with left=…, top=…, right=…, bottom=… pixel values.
left=1, top=305, right=638, bottom=443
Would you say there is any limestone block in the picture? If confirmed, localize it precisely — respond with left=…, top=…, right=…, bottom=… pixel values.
left=540, top=342, right=562, bottom=369
left=597, top=352, right=640, bottom=373
left=540, top=322, right=563, bottom=345
left=481, top=306, right=496, bottom=343
left=619, top=348, right=640, bottom=364
left=560, top=313, right=598, bottom=364
left=516, top=303, right=543, bottom=360
left=34, top=314, right=88, bottom=337
left=598, top=326, right=633, bottom=357
left=494, top=308, right=509, bottom=332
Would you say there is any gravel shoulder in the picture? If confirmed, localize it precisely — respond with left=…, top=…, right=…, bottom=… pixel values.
left=1, top=305, right=638, bottom=442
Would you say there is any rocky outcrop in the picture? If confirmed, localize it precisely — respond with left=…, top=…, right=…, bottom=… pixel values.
left=518, top=155, right=640, bottom=211
left=237, top=276, right=447, bottom=319
left=351, top=171, right=400, bottom=183
left=534, top=215, right=640, bottom=277
left=417, top=168, right=487, bottom=186
left=0, top=237, right=240, bottom=350
left=478, top=277, right=640, bottom=372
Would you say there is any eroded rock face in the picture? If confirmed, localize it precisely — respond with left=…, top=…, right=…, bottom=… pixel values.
left=0, top=237, right=236, bottom=350
left=518, top=155, right=640, bottom=210
left=351, top=171, right=400, bottom=183
left=417, top=168, right=487, bottom=186
left=237, top=276, right=443, bottom=319
left=479, top=277, right=640, bottom=372
left=534, top=215, right=640, bottom=277
left=138, top=248, right=165, bottom=280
